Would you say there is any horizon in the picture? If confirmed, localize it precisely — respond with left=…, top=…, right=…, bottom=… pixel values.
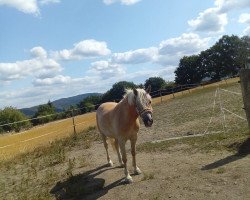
left=1, top=0, right=250, bottom=109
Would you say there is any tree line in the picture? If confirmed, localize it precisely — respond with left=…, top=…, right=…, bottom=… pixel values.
left=1, top=34, right=249, bottom=134
left=175, top=35, right=250, bottom=85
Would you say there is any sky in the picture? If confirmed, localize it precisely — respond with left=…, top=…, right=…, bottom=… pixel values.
left=0, top=0, right=250, bottom=109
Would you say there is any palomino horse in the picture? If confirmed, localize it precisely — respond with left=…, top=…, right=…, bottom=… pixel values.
left=96, top=86, right=153, bottom=183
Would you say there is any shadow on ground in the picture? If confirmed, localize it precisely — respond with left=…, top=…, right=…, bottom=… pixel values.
left=50, top=164, right=126, bottom=200
left=201, top=137, right=250, bottom=170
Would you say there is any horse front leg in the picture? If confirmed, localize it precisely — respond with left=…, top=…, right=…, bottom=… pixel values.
left=131, top=138, right=141, bottom=175
left=119, top=139, right=133, bottom=183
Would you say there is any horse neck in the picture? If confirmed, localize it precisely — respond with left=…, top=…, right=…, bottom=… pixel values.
left=117, top=96, right=139, bottom=122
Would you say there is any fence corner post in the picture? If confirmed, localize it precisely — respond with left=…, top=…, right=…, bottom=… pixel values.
left=239, top=69, right=250, bottom=130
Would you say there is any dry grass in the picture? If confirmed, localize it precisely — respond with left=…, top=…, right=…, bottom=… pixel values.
left=0, top=112, right=96, bottom=161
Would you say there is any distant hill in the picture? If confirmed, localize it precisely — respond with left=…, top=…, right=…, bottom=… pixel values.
left=20, top=93, right=101, bottom=117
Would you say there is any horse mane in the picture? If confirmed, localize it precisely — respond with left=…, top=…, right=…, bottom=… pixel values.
left=124, top=89, right=147, bottom=106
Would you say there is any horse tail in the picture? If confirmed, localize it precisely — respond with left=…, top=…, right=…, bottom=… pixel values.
left=108, top=138, right=117, bottom=152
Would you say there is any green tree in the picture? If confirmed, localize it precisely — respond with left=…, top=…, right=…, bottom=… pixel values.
left=0, top=107, right=31, bottom=133
left=78, top=95, right=101, bottom=114
left=144, top=77, right=166, bottom=92
left=200, top=35, right=243, bottom=80
left=32, top=101, right=56, bottom=125
left=175, top=55, right=202, bottom=85
left=101, top=81, right=137, bottom=103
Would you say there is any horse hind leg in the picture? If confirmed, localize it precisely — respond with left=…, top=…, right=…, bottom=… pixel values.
left=114, top=139, right=124, bottom=167
left=101, top=134, right=113, bottom=167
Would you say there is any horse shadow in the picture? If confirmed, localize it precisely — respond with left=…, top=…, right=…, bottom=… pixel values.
left=201, top=137, right=250, bottom=170
left=50, top=164, right=126, bottom=200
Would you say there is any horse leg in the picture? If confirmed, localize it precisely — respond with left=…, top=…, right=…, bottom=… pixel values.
left=131, top=138, right=141, bottom=175
left=119, top=139, right=133, bottom=183
left=114, top=139, right=123, bottom=167
left=101, top=134, right=113, bottom=167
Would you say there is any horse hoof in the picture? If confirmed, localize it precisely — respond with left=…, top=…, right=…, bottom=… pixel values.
left=134, top=167, right=142, bottom=175
left=124, top=176, right=133, bottom=184
left=108, top=160, right=113, bottom=167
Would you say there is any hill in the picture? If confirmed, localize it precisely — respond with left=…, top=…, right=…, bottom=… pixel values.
left=20, top=93, right=101, bottom=117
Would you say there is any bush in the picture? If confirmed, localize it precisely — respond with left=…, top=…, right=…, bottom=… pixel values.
left=0, top=107, right=31, bottom=133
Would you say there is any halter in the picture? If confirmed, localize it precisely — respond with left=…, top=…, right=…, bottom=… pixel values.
left=135, top=104, right=153, bottom=117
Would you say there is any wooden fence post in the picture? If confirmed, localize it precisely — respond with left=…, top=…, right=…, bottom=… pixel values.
left=172, top=88, right=175, bottom=98
left=160, top=90, right=163, bottom=103
left=240, top=69, right=250, bottom=129
left=71, top=109, right=76, bottom=134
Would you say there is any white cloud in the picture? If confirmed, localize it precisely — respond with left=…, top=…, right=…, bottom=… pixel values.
left=238, top=13, right=250, bottom=36
left=239, top=13, right=250, bottom=24
left=110, top=33, right=210, bottom=67
left=159, top=33, right=210, bottom=55
left=157, top=33, right=210, bottom=65
left=0, top=0, right=39, bottom=15
left=103, top=0, right=141, bottom=5
left=52, top=39, right=111, bottom=61
left=0, top=0, right=60, bottom=15
left=0, top=47, right=62, bottom=82
left=188, top=8, right=228, bottom=33
left=30, top=46, right=47, bottom=58
left=33, top=75, right=71, bottom=86
left=111, top=47, right=158, bottom=64
left=90, top=60, right=126, bottom=79
left=39, top=0, right=60, bottom=5
left=215, top=0, right=250, bottom=13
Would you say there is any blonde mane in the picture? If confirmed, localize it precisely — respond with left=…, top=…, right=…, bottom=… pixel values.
left=124, top=88, right=151, bottom=106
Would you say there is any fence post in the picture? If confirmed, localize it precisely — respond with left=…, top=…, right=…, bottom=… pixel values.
left=240, top=69, right=250, bottom=129
left=71, top=109, right=76, bottom=134
left=160, top=89, right=163, bottom=103
left=172, top=88, right=175, bottom=98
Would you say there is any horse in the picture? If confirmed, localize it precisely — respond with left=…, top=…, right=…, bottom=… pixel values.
left=96, top=86, right=153, bottom=183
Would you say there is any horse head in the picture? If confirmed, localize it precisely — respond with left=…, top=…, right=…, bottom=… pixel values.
left=133, top=86, right=153, bottom=127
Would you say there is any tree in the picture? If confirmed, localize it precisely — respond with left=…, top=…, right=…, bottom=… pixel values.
left=0, top=107, right=31, bottom=133
left=78, top=95, right=101, bottom=114
left=200, top=35, right=243, bottom=80
left=101, top=81, right=137, bottom=103
left=144, top=77, right=165, bottom=93
left=175, top=55, right=202, bottom=85
left=239, top=36, right=250, bottom=68
left=32, top=101, right=56, bottom=125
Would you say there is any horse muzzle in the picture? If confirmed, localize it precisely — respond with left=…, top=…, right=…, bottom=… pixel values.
left=142, top=112, right=153, bottom=127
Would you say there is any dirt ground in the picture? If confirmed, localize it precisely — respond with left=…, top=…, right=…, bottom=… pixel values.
left=51, top=131, right=250, bottom=200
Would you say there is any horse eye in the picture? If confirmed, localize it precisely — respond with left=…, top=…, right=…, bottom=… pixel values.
left=149, top=100, right=152, bottom=104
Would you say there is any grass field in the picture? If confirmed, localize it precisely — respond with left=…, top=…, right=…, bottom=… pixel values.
left=0, top=77, right=241, bottom=161
left=0, top=77, right=249, bottom=199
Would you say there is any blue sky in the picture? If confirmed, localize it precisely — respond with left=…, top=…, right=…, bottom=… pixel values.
left=0, top=0, right=250, bottom=109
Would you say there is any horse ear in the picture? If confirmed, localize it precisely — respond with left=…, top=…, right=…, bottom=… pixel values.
left=133, top=88, right=138, bottom=96
left=146, top=85, right=151, bottom=94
